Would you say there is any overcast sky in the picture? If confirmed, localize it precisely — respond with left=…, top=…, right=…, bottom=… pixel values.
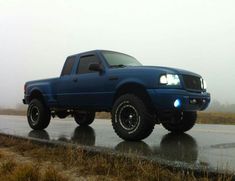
left=0, top=0, right=235, bottom=108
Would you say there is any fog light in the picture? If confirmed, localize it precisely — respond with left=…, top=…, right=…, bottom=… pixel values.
left=174, top=99, right=181, bottom=108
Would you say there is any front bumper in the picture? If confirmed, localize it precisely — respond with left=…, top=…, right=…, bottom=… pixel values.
left=147, top=88, right=210, bottom=111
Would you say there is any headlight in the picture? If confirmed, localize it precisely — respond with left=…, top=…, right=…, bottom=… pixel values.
left=203, top=80, right=207, bottom=89
left=159, top=74, right=181, bottom=86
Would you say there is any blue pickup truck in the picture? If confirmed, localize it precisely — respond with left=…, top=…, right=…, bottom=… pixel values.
left=23, top=50, right=210, bottom=141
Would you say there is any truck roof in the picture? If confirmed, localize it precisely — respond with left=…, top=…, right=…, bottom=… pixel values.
left=68, top=50, right=103, bottom=57
left=68, top=50, right=129, bottom=58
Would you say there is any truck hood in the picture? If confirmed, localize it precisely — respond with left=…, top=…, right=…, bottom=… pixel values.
left=123, top=66, right=201, bottom=77
left=25, top=77, right=58, bottom=87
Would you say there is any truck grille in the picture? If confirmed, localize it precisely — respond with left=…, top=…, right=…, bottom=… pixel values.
left=182, top=75, right=202, bottom=91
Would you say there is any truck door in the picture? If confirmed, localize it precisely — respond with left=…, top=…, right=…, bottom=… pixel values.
left=70, top=54, right=109, bottom=108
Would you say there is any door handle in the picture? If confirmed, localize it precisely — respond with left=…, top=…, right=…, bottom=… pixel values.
left=73, top=78, right=78, bottom=82
left=109, top=76, right=119, bottom=80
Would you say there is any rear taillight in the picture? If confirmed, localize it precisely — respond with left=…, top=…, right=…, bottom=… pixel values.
left=24, top=84, right=27, bottom=94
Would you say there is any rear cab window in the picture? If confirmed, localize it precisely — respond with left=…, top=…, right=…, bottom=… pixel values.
left=61, top=56, right=76, bottom=76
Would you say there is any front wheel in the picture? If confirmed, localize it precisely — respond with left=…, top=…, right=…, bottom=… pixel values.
left=111, top=94, right=155, bottom=141
left=161, top=111, right=197, bottom=133
left=74, top=111, right=95, bottom=126
left=27, top=99, right=51, bottom=130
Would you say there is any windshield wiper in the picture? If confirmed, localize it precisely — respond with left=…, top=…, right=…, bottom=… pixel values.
left=110, top=64, right=127, bottom=68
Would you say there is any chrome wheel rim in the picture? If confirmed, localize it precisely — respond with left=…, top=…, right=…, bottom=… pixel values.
left=30, top=106, right=40, bottom=125
left=118, top=104, right=140, bottom=131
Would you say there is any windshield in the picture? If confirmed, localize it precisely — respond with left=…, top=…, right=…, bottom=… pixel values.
left=102, top=51, right=142, bottom=67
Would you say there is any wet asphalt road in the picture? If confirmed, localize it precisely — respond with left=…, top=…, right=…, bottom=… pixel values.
left=0, top=115, right=235, bottom=172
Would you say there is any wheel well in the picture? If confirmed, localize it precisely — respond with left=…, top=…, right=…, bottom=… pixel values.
left=113, top=83, right=153, bottom=108
left=29, top=90, right=44, bottom=103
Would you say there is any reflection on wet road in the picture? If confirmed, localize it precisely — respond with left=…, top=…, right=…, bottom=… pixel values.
left=28, top=128, right=198, bottom=163
left=28, top=126, right=96, bottom=146
left=0, top=115, right=235, bottom=172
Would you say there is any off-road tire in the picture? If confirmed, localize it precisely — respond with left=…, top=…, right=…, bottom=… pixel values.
left=27, top=99, right=51, bottom=130
left=74, top=111, right=95, bottom=126
left=111, top=94, right=155, bottom=141
left=161, top=111, right=197, bottom=133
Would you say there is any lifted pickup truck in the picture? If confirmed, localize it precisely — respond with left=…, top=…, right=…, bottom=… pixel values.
left=23, top=50, right=210, bottom=141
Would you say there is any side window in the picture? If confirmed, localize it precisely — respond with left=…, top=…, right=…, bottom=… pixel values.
left=61, top=56, right=76, bottom=76
left=77, top=55, right=100, bottom=74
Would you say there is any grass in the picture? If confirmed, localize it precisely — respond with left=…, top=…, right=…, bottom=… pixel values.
left=0, top=159, right=17, bottom=175
left=43, top=166, right=68, bottom=181
left=0, top=109, right=26, bottom=116
left=0, top=135, right=233, bottom=181
left=197, top=112, right=235, bottom=125
left=0, top=159, right=67, bottom=181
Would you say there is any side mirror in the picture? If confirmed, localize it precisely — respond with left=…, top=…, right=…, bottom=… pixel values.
left=89, top=63, right=103, bottom=72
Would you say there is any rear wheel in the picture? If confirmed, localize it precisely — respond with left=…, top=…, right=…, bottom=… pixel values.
left=161, top=111, right=197, bottom=133
left=27, top=99, right=51, bottom=130
left=112, top=94, right=155, bottom=141
left=74, top=111, right=95, bottom=126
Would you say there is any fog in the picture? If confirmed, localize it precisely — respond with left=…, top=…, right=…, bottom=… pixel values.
left=0, top=0, right=234, bottom=108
